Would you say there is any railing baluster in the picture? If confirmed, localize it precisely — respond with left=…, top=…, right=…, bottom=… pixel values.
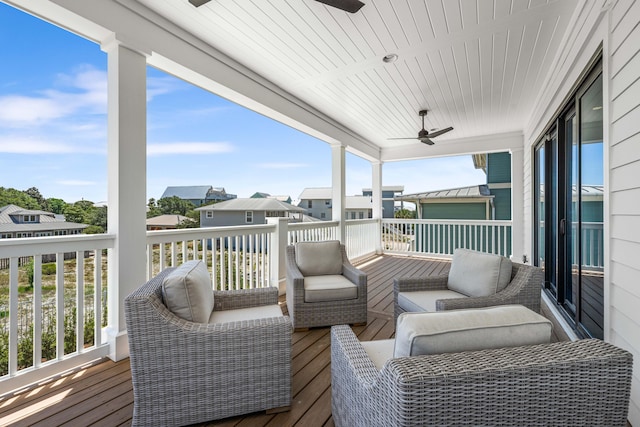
left=9, top=257, right=18, bottom=376
left=95, top=249, right=103, bottom=347
left=76, top=252, right=84, bottom=354
left=33, top=256, right=42, bottom=368
left=56, top=253, right=64, bottom=360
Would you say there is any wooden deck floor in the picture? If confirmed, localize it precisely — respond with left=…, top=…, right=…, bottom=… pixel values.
left=0, top=255, right=453, bottom=426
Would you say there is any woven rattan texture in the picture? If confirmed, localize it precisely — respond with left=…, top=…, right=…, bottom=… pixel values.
left=125, top=268, right=291, bottom=426
left=331, top=324, right=632, bottom=427
left=394, top=262, right=543, bottom=321
left=285, top=244, right=367, bottom=329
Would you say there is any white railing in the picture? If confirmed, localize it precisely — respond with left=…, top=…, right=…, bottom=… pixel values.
left=0, top=234, right=114, bottom=391
left=146, top=225, right=275, bottom=290
left=381, top=219, right=513, bottom=258
left=287, top=221, right=338, bottom=244
left=345, top=219, right=379, bottom=260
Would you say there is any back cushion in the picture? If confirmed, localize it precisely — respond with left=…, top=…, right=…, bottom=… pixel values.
left=295, top=240, right=343, bottom=276
left=162, top=260, right=214, bottom=323
left=447, top=248, right=512, bottom=297
left=394, top=305, right=552, bottom=358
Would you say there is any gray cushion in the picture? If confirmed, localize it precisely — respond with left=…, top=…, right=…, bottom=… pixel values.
left=303, top=275, right=358, bottom=302
left=295, top=240, right=343, bottom=276
left=209, top=304, right=283, bottom=324
left=394, top=305, right=552, bottom=358
left=397, top=289, right=468, bottom=312
left=447, top=248, right=512, bottom=297
left=161, top=260, right=213, bottom=323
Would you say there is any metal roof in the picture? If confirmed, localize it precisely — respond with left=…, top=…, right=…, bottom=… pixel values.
left=161, top=186, right=213, bottom=199
left=396, top=185, right=493, bottom=201
left=196, top=198, right=305, bottom=212
left=146, top=214, right=190, bottom=227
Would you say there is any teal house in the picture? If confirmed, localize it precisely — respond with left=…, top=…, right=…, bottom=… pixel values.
left=397, top=152, right=512, bottom=220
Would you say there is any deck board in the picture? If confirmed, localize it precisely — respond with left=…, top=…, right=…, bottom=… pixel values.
left=4, top=255, right=569, bottom=426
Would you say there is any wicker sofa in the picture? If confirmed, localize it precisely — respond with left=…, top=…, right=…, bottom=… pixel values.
left=331, top=323, right=633, bottom=427
left=125, top=263, right=291, bottom=427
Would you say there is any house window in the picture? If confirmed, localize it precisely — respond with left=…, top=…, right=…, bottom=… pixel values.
left=206, top=211, right=213, bottom=218
left=359, top=212, right=364, bottom=219
left=307, top=200, right=312, bottom=208
left=0, top=233, right=11, bottom=239
left=325, top=200, right=331, bottom=206
left=245, top=211, right=253, bottom=223
left=350, top=212, right=356, bottom=220
left=320, top=213, right=325, bottom=219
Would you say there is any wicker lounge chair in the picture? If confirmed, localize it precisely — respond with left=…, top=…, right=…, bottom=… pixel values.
left=125, top=263, right=291, bottom=426
left=394, top=248, right=543, bottom=321
left=286, top=240, right=367, bottom=330
left=331, top=320, right=633, bottom=427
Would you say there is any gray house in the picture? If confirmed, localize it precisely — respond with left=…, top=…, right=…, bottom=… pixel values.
left=161, top=185, right=237, bottom=207
left=197, top=198, right=305, bottom=227
left=0, top=204, right=88, bottom=238
left=298, top=187, right=400, bottom=220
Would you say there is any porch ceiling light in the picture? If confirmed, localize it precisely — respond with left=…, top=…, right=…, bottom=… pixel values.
left=383, top=53, right=398, bottom=63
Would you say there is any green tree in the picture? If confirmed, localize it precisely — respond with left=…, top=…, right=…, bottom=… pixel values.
left=157, top=196, right=195, bottom=216
left=0, top=187, right=40, bottom=209
left=147, top=198, right=162, bottom=218
left=395, top=208, right=417, bottom=219
left=23, top=187, right=48, bottom=210
left=47, top=198, right=67, bottom=214
left=63, top=204, right=86, bottom=224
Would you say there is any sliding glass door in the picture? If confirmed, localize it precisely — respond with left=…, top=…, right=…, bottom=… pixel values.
left=534, top=60, right=603, bottom=339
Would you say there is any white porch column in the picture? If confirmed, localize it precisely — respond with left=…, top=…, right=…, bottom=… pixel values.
left=268, top=217, right=288, bottom=295
left=332, top=144, right=346, bottom=242
left=102, top=37, right=149, bottom=361
left=372, top=161, right=383, bottom=254
left=510, top=148, right=525, bottom=263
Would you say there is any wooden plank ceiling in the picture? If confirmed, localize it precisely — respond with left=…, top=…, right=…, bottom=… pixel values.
left=137, top=0, right=579, bottom=154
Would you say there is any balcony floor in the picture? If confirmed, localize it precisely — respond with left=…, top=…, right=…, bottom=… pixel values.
left=0, top=255, right=559, bottom=426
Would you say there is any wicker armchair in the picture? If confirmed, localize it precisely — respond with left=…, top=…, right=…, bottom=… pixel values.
left=394, top=250, right=543, bottom=321
left=125, top=267, right=291, bottom=427
left=286, top=241, right=367, bottom=330
left=331, top=324, right=633, bottom=427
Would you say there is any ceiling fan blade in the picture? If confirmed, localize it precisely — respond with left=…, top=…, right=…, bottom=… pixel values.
left=315, top=0, right=365, bottom=13
left=188, top=0, right=211, bottom=6
left=428, top=127, right=454, bottom=138
left=420, top=138, right=435, bottom=146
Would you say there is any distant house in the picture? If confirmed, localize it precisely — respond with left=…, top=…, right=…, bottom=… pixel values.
left=197, top=198, right=306, bottom=227
left=0, top=204, right=88, bottom=238
left=362, top=185, right=404, bottom=218
left=250, top=192, right=292, bottom=204
left=146, top=214, right=190, bottom=230
left=161, top=185, right=237, bottom=207
left=297, top=186, right=403, bottom=220
left=396, top=153, right=511, bottom=220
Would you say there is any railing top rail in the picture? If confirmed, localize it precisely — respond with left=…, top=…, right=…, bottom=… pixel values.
left=288, top=221, right=339, bottom=230
left=382, top=218, right=513, bottom=226
left=146, top=224, right=276, bottom=244
left=345, top=219, right=378, bottom=226
left=0, top=234, right=116, bottom=258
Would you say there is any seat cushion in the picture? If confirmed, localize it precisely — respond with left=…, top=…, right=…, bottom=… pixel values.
left=397, top=289, right=468, bottom=313
left=209, top=304, right=283, bottom=324
left=303, top=275, right=358, bottom=302
left=295, top=240, right=343, bottom=276
left=394, top=305, right=552, bottom=358
left=447, top=248, right=513, bottom=297
left=361, top=339, right=395, bottom=371
left=161, top=260, right=214, bottom=323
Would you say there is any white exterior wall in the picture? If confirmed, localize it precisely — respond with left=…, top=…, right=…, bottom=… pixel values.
left=609, top=0, right=640, bottom=422
left=524, top=1, right=639, bottom=423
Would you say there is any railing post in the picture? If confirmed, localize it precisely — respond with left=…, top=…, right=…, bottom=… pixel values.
left=268, top=218, right=288, bottom=295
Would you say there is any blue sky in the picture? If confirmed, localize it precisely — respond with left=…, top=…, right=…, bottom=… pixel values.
left=0, top=3, right=487, bottom=205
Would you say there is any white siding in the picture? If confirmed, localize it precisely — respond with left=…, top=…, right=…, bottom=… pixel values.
left=524, top=0, right=640, bottom=424
left=609, top=0, right=640, bottom=423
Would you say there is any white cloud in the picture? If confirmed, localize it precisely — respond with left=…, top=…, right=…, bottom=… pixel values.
left=257, top=162, right=309, bottom=169
left=147, top=142, right=234, bottom=156
left=0, top=65, right=107, bottom=128
left=0, top=135, right=104, bottom=154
